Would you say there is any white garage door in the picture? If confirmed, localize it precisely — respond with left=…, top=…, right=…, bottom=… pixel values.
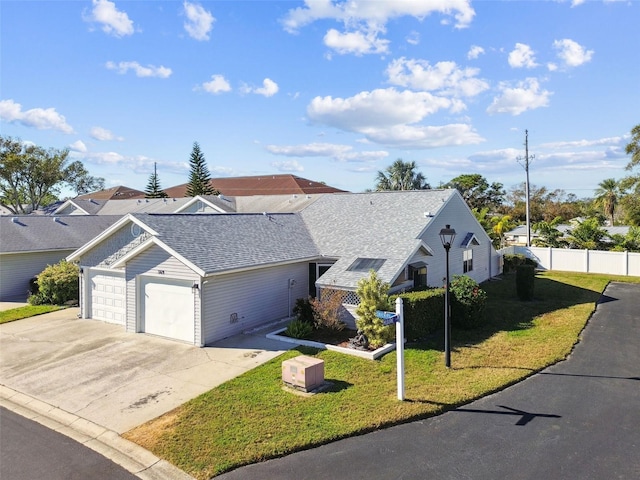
left=89, top=270, right=126, bottom=324
left=141, top=277, right=194, bottom=343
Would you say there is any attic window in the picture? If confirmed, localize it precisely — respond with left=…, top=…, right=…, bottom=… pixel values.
left=460, top=232, right=480, bottom=248
left=347, top=258, right=386, bottom=273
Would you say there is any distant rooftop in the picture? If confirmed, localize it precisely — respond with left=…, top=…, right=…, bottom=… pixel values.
left=75, top=185, right=145, bottom=201
left=164, top=174, right=347, bottom=198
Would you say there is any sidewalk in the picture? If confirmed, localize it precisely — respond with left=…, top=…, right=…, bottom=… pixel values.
left=0, top=385, right=194, bottom=480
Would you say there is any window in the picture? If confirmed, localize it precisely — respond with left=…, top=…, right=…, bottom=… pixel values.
left=347, top=258, right=386, bottom=272
left=463, top=249, right=473, bottom=273
left=411, top=266, right=427, bottom=287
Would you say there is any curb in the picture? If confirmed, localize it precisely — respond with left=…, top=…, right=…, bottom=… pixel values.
left=0, top=385, right=194, bottom=480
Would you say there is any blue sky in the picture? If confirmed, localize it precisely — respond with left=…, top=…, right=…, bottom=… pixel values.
left=2, top=0, right=638, bottom=198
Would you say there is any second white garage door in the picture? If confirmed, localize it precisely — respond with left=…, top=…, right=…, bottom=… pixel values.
left=141, top=277, right=195, bottom=343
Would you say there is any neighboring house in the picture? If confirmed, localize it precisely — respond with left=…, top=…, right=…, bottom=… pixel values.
left=163, top=174, right=346, bottom=198
left=75, top=185, right=145, bottom=201
left=66, top=189, right=500, bottom=346
left=0, top=215, right=121, bottom=301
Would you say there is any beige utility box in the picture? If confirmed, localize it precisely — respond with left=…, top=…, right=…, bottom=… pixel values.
left=282, top=355, right=325, bottom=392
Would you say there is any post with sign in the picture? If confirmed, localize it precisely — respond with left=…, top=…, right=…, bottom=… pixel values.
left=395, top=297, right=404, bottom=400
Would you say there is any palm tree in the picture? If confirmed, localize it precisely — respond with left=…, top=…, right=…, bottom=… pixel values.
left=594, top=178, right=620, bottom=226
left=565, top=218, right=608, bottom=250
left=532, top=216, right=567, bottom=248
left=490, top=214, right=515, bottom=248
left=375, top=159, right=430, bottom=191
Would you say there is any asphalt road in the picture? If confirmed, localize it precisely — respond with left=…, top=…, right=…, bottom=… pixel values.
left=219, top=282, right=640, bottom=480
left=0, top=407, right=138, bottom=480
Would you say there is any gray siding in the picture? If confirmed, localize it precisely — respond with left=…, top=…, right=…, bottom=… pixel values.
left=420, top=194, right=494, bottom=287
left=81, top=225, right=144, bottom=268
left=125, top=244, right=201, bottom=344
left=202, top=262, right=308, bottom=344
left=0, top=250, right=74, bottom=301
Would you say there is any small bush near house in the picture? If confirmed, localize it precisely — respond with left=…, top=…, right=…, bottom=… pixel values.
left=450, top=275, right=487, bottom=329
left=355, top=270, right=394, bottom=348
left=28, top=260, right=79, bottom=305
left=392, top=288, right=444, bottom=340
left=516, top=265, right=536, bottom=301
left=284, top=319, right=314, bottom=339
left=310, top=289, right=346, bottom=331
left=503, top=254, right=537, bottom=273
left=293, top=297, right=314, bottom=323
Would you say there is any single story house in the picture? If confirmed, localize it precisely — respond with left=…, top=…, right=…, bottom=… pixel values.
left=67, top=189, right=501, bottom=345
left=505, top=223, right=631, bottom=246
left=0, top=215, right=121, bottom=301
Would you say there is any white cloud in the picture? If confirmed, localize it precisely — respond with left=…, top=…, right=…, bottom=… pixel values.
left=183, top=1, right=215, bottom=41
left=540, top=136, right=623, bottom=149
left=271, top=160, right=304, bottom=172
left=243, top=78, right=279, bottom=97
left=0, top=99, right=74, bottom=134
left=90, top=126, right=123, bottom=141
left=406, top=31, right=420, bottom=46
left=323, top=26, right=389, bottom=55
left=75, top=149, right=187, bottom=175
left=553, top=39, right=594, bottom=67
left=200, top=74, right=231, bottom=94
left=106, top=61, right=172, bottom=78
left=307, top=88, right=483, bottom=148
left=265, top=142, right=388, bottom=162
left=467, top=45, right=485, bottom=60
left=487, top=78, right=552, bottom=115
left=83, top=0, right=134, bottom=38
left=508, top=43, right=538, bottom=68
left=281, top=1, right=474, bottom=56
left=281, top=0, right=475, bottom=33
left=386, top=58, right=489, bottom=97
left=69, top=140, right=88, bottom=153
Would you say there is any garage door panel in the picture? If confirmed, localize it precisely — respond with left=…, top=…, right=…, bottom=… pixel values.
left=141, top=278, right=194, bottom=343
left=89, top=271, right=126, bottom=324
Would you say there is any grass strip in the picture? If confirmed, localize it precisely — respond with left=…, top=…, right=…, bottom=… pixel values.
left=0, top=305, right=65, bottom=324
left=124, top=272, right=639, bottom=479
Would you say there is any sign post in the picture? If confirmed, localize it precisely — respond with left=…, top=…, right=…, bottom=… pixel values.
left=376, top=299, right=405, bottom=401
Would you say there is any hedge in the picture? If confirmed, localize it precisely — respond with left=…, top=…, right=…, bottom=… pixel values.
left=392, top=288, right=445, bottom=340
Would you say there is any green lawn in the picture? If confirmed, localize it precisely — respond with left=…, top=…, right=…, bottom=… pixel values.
left=124, top=272, right=639, bottom=479
left=0, top=304, right=65, bottom=324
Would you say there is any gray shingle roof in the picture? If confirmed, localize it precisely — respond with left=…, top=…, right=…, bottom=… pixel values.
left=132, top=213, right=320, bottom=275
left=1, top=215, right=122, bottom=253
left=300, top=189, right=455, bottom=287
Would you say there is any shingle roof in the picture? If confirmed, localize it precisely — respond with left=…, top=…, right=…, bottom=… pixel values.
left=75, top=185, right=145, bottom=200
left=1, top=216, right=122, bottom=253
left=164, top=174, right=346, bottom=198
left=132, top=213, right=320, bottom=275
left=300, top=189, right=456, bottom=288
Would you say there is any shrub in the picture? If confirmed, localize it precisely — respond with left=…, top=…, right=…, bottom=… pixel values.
left=449, top=275, right=487, bottom=329
left=503, top=254, right=537, bottom=273
left=310, top=289, right=346, bottom=331
left=516, top=265, right=535, bottom=301
left=293, top=297, right=314, bottom=323
left=284, top=319, right=313, bottom=339
left=392, top=288, right=444, bottom=340
left=28, top=260, right=79, bottom=305
left=355, top=270, right=394, bottom=348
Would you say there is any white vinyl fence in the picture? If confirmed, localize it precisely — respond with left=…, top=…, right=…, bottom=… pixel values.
left=500, top=246, right=640, bottom=277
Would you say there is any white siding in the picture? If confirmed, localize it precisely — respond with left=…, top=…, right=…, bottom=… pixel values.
left=202, top=262, right=308, bottom=344
left=0, top=250, right=74, bottom=301
left=420, top=194, right=494, bottom=288
left=125, top=245, right=201, bottom=345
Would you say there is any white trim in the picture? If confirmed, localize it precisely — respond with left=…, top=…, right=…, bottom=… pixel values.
left=53, top=199, right=90, bottom=216
left=172, top=195, right=227, bottom=214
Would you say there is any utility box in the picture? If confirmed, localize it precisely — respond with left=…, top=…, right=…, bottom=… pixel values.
left=282, top=355, right=324, bottom=392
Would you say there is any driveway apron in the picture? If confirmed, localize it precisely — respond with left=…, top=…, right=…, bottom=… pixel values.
left=218, top=282, right=640, bottom=480
left=0, top=309, right=290, bottom=434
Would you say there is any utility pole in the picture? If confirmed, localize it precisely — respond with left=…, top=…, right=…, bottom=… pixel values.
left=517, top=130, right=534, bottom=247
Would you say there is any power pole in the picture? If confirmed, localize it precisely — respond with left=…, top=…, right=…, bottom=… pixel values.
left=517, top=130, right=534, bottom=247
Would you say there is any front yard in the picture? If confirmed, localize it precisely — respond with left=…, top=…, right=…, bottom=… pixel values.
left=124, top=272, right=639, bottom=479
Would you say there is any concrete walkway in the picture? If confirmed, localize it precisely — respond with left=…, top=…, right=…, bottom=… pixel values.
left=218, top=282, right=640, bottom=480
left=0, top=308, right=293, bottom=479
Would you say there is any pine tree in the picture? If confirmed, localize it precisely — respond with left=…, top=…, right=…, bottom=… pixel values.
left=186, top=142, right=217, bottom=196
left=144, top=163, right=168, bottom=198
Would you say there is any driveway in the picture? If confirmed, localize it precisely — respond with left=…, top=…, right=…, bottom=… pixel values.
left=219, top=282, right=640, bottom=480
left=0, top=309, right=291, bottom=434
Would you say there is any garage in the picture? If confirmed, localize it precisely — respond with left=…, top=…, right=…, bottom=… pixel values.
left=88, top=269, right=126, bottom=324
left=140, top=276, right=195, bottom=343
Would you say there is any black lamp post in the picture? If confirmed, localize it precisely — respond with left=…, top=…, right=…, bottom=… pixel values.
left=439, top=224, right=456, bottom=368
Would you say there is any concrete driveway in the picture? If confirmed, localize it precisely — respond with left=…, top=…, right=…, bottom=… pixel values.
left=0, top=309, right=291, bottom=434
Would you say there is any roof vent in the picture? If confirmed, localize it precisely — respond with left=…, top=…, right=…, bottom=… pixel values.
left=424, top=211, right=433, bottom=218
left=137, top=199, right=142, bottom=204
left=11, top=217, right=18, bottom=223
left=53, top=216, right=61, bottom=223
